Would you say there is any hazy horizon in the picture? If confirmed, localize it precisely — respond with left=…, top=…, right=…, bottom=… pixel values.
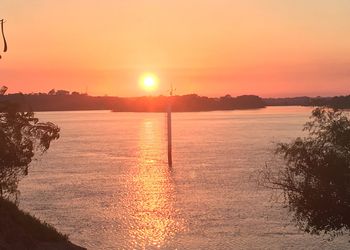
left=1, top=1, right=350, bottom=97
left=0, top=0, right=350, bottom=97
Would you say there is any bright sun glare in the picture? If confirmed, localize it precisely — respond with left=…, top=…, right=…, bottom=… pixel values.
left=140, top=73, right=158, bottom=92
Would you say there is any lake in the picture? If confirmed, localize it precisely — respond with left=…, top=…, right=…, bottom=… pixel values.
left=19, top=107, right=348, bottom=249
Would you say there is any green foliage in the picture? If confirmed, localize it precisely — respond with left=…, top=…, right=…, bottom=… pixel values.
left=0, top=97, right=60, bottom=199
left=263, top=107, right=350, bottom=238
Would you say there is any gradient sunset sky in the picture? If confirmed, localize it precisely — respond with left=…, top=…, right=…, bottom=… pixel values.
left=1, top=0, right=350, bottom=97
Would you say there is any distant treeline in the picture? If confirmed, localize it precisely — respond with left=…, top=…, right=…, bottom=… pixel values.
left=3, top=89, right=349, bottom=111
left=263, top=97, right=312, bottom=106
left=115, top=94, right=265, bottom=112
left=0, top=91, right=265, bottom=112
left=264, top=95, right=350, bottom=108
left=309, top=95, right=350, bottom=109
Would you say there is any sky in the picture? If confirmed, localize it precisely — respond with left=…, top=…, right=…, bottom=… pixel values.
left=1, top=0, right=350, bottom=97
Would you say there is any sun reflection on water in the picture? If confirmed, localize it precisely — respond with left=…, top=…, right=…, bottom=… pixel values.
left=126, top=117, right=186, bottom=248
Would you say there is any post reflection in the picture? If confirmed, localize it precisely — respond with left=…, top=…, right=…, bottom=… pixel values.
left=127, top=117, right=185, bottom=249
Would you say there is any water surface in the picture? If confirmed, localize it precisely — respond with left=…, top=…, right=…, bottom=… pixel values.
left=19, top=107, right=348, bottom=249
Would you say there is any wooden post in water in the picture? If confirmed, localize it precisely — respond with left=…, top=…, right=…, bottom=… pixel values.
left=167, top=85, right=173, bottom=167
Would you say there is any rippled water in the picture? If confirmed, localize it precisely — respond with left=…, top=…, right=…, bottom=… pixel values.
left=19, top=107, right=348, bottom=249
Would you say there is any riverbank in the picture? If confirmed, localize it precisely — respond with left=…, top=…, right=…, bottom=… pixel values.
left=0, top=198, right=85, bottom=250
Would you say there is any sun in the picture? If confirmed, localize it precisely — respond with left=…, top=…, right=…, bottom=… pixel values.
left=140, top=73, right=158, bottom=92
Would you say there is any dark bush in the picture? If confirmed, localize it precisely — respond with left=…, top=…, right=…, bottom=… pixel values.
left=262, top=107, right=350, bottom=238
left=0, top=87, right=60, bottom=200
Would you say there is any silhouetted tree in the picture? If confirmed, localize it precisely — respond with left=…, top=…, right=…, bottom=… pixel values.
left=56, top=90, right=70, bottom=96
left=0, top=87, right=60, bottom=200
left=0, top=86, right=8, bottom=95
left=261, top=107, right=350, bottom=238
left=48, top=89, right=56, bottom=95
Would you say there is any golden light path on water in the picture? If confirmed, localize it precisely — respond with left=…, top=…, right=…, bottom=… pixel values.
left=126, top=118, right=186, bottom=248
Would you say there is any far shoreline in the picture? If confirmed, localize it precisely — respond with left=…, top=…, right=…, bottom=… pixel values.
left=1, top=92, right=349, bottom=112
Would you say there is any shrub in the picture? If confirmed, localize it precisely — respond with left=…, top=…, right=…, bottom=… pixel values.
left=0, top=88, right=60, bottom=200
left=262, top=107, right=350, bottom=238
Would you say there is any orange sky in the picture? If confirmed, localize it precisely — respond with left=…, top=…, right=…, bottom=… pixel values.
left=1, top=0, right=350, bottom=97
